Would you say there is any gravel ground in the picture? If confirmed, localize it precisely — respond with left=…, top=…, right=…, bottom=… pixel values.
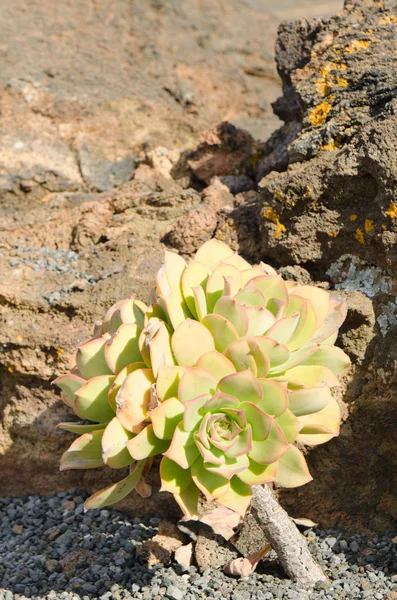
left=0, top=490, right=396, bottom=600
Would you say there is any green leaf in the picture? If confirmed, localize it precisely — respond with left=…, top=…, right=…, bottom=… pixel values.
left=150, top=397, right=184, bottom=440
left=205, top=454, right=249, bottom=480
left=206, top=262, right=242, bottom=312
left=102, top=417, right=134, bottom=468
left=234, top=282, right=266, bottom=307
left=284, top=296, right=317, bottom=351
left=275, top=409, right=301, bottom=443
left=224, top=425, right=253, bottom=458
left=283, top=365, right=340, bottom=388
left=116, top=368, right=154, bottom=433
left=297, top=397, right=340, bottom=446
left=76, top=336, right=113, bottom=379
left=108, top=362, right=147, bottom=411
left=171, top=319, right=215, bottom=367
left=183, top=393, right=211, bottom=431
left=160, top=456, right=193, bottom=494
left=237, top=458, right=278, bottom=485
left=265, top=313, right=300, bottom=345
left=57, top=422, right=108, bottom=434
left=118, top=298, right=147, bottom=328
left=276, top=446, right=312, bottom=488
left=74, top=375, right=115, bottom=423
left=257, top=379, right=288, bottom=417
left=191, top=457, right=230, bottom=501
left=178, top=367, right=218, bottom=403
left=213, top=297, right=248, bottom=337
left=127, top=424, right=169, bottom=460
left=156, top=365, right=185, bottom=402
left=300, top=345, right=350, bottom=376
left=250, top=274, right=289, bottom=303
left=217, top=370, right=262, bottom=404
left=288, top=386, right=332, bottom=417
left=195, top=351, right=236, bottom=380
left=240, top=402, right=273, bottom=441
left=164, top=423, right=200, bottom=469
left=60, top=429, right=105, bottom=471
left=104, top=323, right=142, bottom=374
left=181, top=260, right=209, bottom=318
left=201, top=314, right=238, bottom=352
left=194, top=239, right=235, bottom=268
left=245, top=306, right=276, bottom=337
left=249, top=421, right=289, bottom=465
left=174, top=482, right=201, bottom=519
left=84, top=460, right=146, bottom=509
left=216, top=476, right=252, bottom=517
left=145, top=321, right=175, bottom=378
left=252, top=337, right=290, bottom=368
left=53, top=374, right=85, bottom=407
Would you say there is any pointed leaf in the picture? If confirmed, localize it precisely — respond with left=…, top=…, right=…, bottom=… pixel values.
left=105, top=323, right=142, bottom=374
left=252, top=337, right=290, bottom=368
left=201, top=314, right=239, bottom=352
left=53, top=374, right=85, bottom=407
left=213, top=297, right=248, bottom=336
left=146, top=321, right=175, bottom=378
left=293, top=284, right=330, bottom=326
left=164, top=423, right=200, bottom=468
left=195, top=351, right=236, bottom=380
left=127, top=424, right=169, bottom=460
left=202, top=390, right=240, bottom=412
left=194, top=239, right=234, bottom=268
left=276, top=445, right=312, bottom=488
left=275, top=409, right=301, bottom=442
left=102, top=417, right=134, bottom=468
left=192, top=284, right=208, bottom=320
left=224, top=425, right=253, bottom=458
left=184, top=393, right=211, bottom=431
left=191, top=457, right=230, bottom=500
left=181, top=260, right=209, bottom=318
left=240, top=402, right=273, bottom=441
left=57, top=422, right=108, bottom=434
left=60, top=429, right=105, bottom=471
left=156, top=365, right=185, bottom=402
left=160, top=456, right=193, bottom=494
left=284, top=296, right=318, bottom=351
left=205, top=454, right=249, bottom=480
left=284, top=365, right=340, bottom=388
left=265, top=313, right=300, bottom=345
left=288, top=386, right=332, bottom=417
left=108, top=362, right=147, bottom=411
left=237, top=458, right=278, bottom=485
left=217, top=370, right=262, bottom=404
left=76, top=336, right=113, bottom=379
left=74, top=375, right=115, bottom=422
left=174, top=482, right=200, bottom=519
left=256, top=379, right=288, bottom=417
left=297, top=397, right=341, bottom=445
left=171, top=319, right=215, bottom=367
left=150, top=397, right=184, bottom=440
left=245, top=307, right=276, bottom=337
left=84, top=460, right=146, bottom=509
left=234, top=282, right=266, bottom=307
left=300, top=345, right=350, bottom=376
left=178, top=367, right=218, bottom=403
left=250, top=275, right=289, bottom=303
left=249, top=421, right=289, bottom=464
left=206, top=262, right=242, bottom=312
left=217, top=476, right=252, bottom=517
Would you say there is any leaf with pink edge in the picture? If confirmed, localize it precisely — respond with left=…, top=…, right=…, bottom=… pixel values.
left=217, top=370, right=262, bottom=404
left=104, top=323, right=142, bottom=374
left=245, top=306, right=276, bottom=337
left=234, top=282, right=266, bottom=307
left=102, top=417, right=134, bottom=469
left=194, top=351, right=236, bottom=380
left=53, top=374, right=85, bottom=407
left=174, top=482, right=201, bottom=519
left=194, top=239, right=235, bottom=268
left=292, top=284, right=330, bottom=326
left=126, top=424, right=169, bottom=460
left=239, top=402, right=273, bottom=441
left=146, top=321, right=175, bottom=378
left=249, top=421, right=289, bottom=464
left=84, top=460, right=146, bottom=509
left=160, top=456, right=193, bottom=494
left=213, top=297, right=248, bottom=337
left=300, top=345, right=350, bottom=376
left=116, top=368, right=154, bottom=433
left=257, top=379, right=288, bottom=417
left=250, top=275, right=289, bottom=303
left=60, top=429, right=105, bottom=471
left=74, top=375, right=115, bottom=423
left=118, top=298, right=147, bottom=328
left=201, top=314, right=239, bottom=352
left=288, top=386, right=332, bottom=417
left=76, top=336, right=113, bottom=379
left=265, top=313, right=300, bottom=345
left=224, top=426, right=253, bottom=458
left=216, top=476, right=252, bottom=517
left=191, top=457, right=230, bottom=500
left=252, top=337, right=290, bottom=368
left=171, top=319, right=215, bottom=367
left=206, top=263, right=242, bottom=312
left=222, top=254, right=252, bottom=270
left=164, top=423, right=200, bottom=469
left=150, top=397, right=184, bottom=440
left=276, top=446, right=312, bottom=488
left=284, top=295, right=317, bottom=351
left=224, top=339, right=258, bottom=375
left=237, top=458, right=278, bottom=485
left=181, top=260, right=209, bottom=318
left=178, top=367, right=218, bottom=403
left=297, top=397, right=341, bottom=445
left=275, top=409, right=300, bottom=443
left=156, top=365, right=185, bottom=402
left=205, top=454, right=249, bottom=480
left=184, top=394, right=211, bottom=431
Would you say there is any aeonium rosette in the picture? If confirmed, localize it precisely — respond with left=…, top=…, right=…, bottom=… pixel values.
left=54, top=239, right=350, bottom=517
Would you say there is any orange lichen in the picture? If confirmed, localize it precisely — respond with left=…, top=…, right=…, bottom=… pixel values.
left=380, top=15, right=397, bottom=24
left=275, top=223, right=287, bottom=239
left=303, top=186, right=313, bottom=200
left=16, top=335, right=23, bottom=342
left=355, top=229, right=365, bottom=244
left=322, top=139, right=341, bottom=151
left=365, top=219, right=374, bottom=233
left=56, top=347, right=64, bottom=357
left=309, top=102, right=332, bottom=126
left=336, top=77, right=349, bottom=87
left=344, top=40, right=369, bottom=54
left=327, top=231, right=338, bottom=237
left=349, top=214, right=357, bottom=221
left=7, top=365, right=15, bottom=373
left=263, top=208, right=280, bottom=224
left=386, top=202, right=397, bottom=219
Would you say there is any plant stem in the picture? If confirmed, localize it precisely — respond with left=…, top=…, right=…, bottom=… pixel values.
left=251, top=484, right=327, bottom=584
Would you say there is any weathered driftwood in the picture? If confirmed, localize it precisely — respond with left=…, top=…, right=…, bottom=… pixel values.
left=251, top=485, right=327, bottom=584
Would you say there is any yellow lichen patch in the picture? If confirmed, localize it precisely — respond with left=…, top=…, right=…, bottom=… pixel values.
left=16, top=335, right=23, bottom=343
left=56, top=347, right=64, bottom=357
left=309, top=102, right=332, bottom=126
left=7, top=365, right=15, bottom=373
left=386, top=203, right=397, bottom=219
left=322, top=139, right=341, bottom=151
left=355, top=229, right=365, bottom=244
left=273, top=189, right=283, bottom=202
left=380, top=15, right=397, bottom=25
left=350, top=214, right=357, bottom=221
left=327, top=231, right=338, bottom=237
left=365, top=219, right=374, bottom=233
left=344, top=40, right=369, bottom=54
left=336, top=77, right=349, bottom=87
left=275, top=223, right=287, bottom=239
left=315, top=78, right=329, bottom=97
left=263, top=208, right=280, bottom=224
left=382, top=224, right=387, bottom=230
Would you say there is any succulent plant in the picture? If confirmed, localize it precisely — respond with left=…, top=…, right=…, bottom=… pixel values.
left=55, top=239, right=350, bottom=517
